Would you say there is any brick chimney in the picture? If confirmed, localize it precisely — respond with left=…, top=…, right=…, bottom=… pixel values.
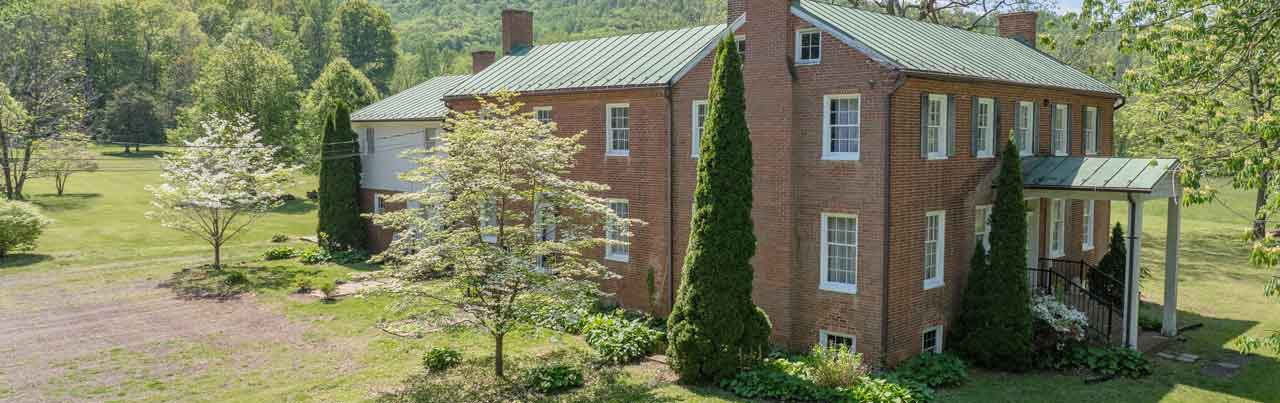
left=998, top=11, right=1039, bottom=48
left=471, top=50, right=495, bottom=73
left=727, top=0, right=745, bottom=24
left=501, top=9, right=534, bottom=55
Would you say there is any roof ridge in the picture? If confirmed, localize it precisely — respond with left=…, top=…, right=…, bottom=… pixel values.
left=797, top=0, right=1020, bottom=44
left=518, top=23, right=727, bottom=52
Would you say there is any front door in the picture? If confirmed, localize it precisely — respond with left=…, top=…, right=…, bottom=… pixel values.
left=1025, top=199, right=1040, bottom=286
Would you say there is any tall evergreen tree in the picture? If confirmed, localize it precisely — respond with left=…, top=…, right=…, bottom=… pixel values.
left=1091, top=223, right=1127, bottom=307
left=317, top=105, right=365, bottom=250
left=952, top=137, right=1034, bottom=371
left=666, top=36, right=771, bottom=384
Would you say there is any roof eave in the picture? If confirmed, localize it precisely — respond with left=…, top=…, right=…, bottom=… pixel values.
left=902, top=69, right=1122, bottom=98
left=351, top=116, right=446, bottom=123
left=443, top=83, right=670, bottom=101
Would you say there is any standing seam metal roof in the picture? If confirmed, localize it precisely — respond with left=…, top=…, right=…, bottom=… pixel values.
left=1022, top=157, right=1179, bottom=192
left=351, top=75, right=471, bottom=122
left=444, top=24, right=727, bottom=98
left=794, top=0, right=1120, bottom=95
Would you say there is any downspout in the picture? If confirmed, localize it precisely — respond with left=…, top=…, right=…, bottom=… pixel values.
left=665, top=85, right=677, bottom=316
left=882, top=71, right=907, bottom=366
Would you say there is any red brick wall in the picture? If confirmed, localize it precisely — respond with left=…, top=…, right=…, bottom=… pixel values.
left=885, top=76, right=1118, bottom=363
left=997, top=12, right=1039, bottom=47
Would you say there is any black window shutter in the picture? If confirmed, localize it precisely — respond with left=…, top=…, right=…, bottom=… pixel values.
left=992, top=98, right=1001, bottom=153
left=1031, top=104, right=1039, bottom=155
left=970, top=97, right=979, bottom=157
left=1094, top=107, right=1102, bottom=154
left=366, top=128, right=376, bottom=155
left=947, top=95, right=957, bottom=157
left=1065, top=104, right=1072, bottom=155
left=920, top=93, right=929, bottom=159
left=1012, top=100, right=1021, bottom=152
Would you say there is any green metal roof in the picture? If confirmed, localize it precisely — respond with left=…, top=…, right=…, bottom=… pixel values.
left=445, top=24, right=727, bottom=98
left=352, top=75, right=471, bottom=122
left=1023, top=157, right=1179, bottom=192
left=794, top=0, right=1120, bottom=95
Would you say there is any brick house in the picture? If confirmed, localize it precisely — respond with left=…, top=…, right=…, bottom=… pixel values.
left=353, top=0, right=1185, bottom=365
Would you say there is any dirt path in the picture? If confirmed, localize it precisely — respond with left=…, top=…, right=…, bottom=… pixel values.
left=0, top=255, right=315, bottom=402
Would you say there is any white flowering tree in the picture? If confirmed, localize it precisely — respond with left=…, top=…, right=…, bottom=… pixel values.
left=147, top=114, right=298, bottom=269
left=372, top=91, right=641, bottom=378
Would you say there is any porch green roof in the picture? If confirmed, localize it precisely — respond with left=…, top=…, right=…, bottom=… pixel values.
left=352, top=75, right=471, bottom=122
left=793, top=0, right=1120, bottom=96
left=1022, top=157, right=1180, bottom=193
left=444, top=24, right=727, bottom=98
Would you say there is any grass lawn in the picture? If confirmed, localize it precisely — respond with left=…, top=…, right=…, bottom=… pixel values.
left=0, top=147, right=1275, bottom=402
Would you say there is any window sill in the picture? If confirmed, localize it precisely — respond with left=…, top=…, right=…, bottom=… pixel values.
left=1085, top=152, right=1098, bottom=156
left=605, top=254, right=629, bottom=263
left=820, top=282, right=857, bottom=295
left=976, top=153, right=994, bottom=159
left=1054, top=152, right=1069, bottom=157
left=1019, top=152, right=1034, bottom=157
left=1048, top=251, right=1065, bottom=259
left=796, top=59, right=820, bottom=66
left=923, top=279, right=944, bottom=290
left=926, top=154, right=949, bottom=161
left=1083, top=244, right=1094, bottom=252
left=606, top=151, right=630, bottom=157
left=822, top=153, right=860, bottom=161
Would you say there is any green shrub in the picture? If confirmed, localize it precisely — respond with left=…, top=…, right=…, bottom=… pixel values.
left=422, top=347, right=462, bottom=372
left=327, top=248, right=368, bottom=264
left=0, top=200, right=51, bottom=259
left=879, top=373, right=937, bottom=403
left=294, top=278, right=313, bottom=293
left=846, top=377, right=923, bottom=403
left=518, top=297, right=591, bottom=334
left=719, top=358, right=844, bottom=402
left=807, top=345, right=867, bottom=389
left=262, top=246, right=297, bottom=260
left=893, top=352, right=968, bottom=387
left=222, top=270, right=249, bottom=286
left=298, top=246, right=327, bottom=264
left=522, top=363, right=584, bottom=394
left=580, top=311, right=661, bottom=364
left=319, top=281, right=337, bottom=300
left=1038, top=344, right=1152, bottom=379
left=270, top=234, right=289, bottom=243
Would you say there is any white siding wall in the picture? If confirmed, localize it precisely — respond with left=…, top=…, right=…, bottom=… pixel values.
left=352, top=122, right=440, bottom=192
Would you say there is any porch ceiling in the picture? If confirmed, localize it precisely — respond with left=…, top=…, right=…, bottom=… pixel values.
left=1022, top=157, right=1180, bottom=200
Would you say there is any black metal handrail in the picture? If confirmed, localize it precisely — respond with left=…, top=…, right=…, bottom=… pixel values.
left=1039, top=257, right=1123, bottom=308
left=1028, top=267, right=1121, bottom=345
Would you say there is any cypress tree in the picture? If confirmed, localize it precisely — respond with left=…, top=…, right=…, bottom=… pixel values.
left=953, top=137, right=1034, bottom=371
left=1091, top=223, right=1127, bottom=307
left=666, top=36, right=771, bottom=383
left=317, top=105, right=366, bottom=250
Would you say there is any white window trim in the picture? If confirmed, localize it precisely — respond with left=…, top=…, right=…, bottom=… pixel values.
left=692, top=100, right=707, bottom=158
left=926, top=94, right=949, bottom=160
left=1053, top=104, right=1069, bottom=156
left=819, top=329, right=855, bottom=351
left=534, top=106, right=553, bottom=124
left=605, top=198, right=630, bottom=262
left=734, top=34, right=746, bottom=56
left=924, top=210, right=946, bottom=290
left=976, top=98, right=995, bottom=158
left=1018, top=101, right=1035, bottom=157
left=975, top=204, right=992, bottom=252
left=1082, top=200, right=1095, bottom=251
left=821, top=94, right=861, bottom=161
left=794, top=28, right=821, bottom=64
left=372, top=194, right=385, bottom=214
left=923, top=325, right=944, bottom=353
left=819, top=212, right=858, bottom=294
left=1049, top=199, right=1066, bottom=258
left=1084, top=106, right=1098, bottom=156
left=605, top=103, right=630, bottom=157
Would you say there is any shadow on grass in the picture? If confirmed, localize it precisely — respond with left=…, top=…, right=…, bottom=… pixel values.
left=0, top=253, right=52, bottom=269
left=160, top=264, right=321, bottom=301
left=273, top=199, right=317, bottom=215
left=102, top=149, right=168, bottom=159
left=26, top=193, right=102, bottom=212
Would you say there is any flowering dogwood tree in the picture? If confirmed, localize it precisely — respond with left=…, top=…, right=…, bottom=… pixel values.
left=147, top=114, right=298, bottom=269
left=372, top=91, right=640, bottom=378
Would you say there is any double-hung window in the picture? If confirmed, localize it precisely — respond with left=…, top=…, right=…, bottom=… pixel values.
left=605, top=199, right=630, bottom=262
left=975, top=98, right=995, bottom=158
left=1084, top=106, right=1098, bottom=155
left=606, top=104, right=630, bottom=156
left=373, top=194, right=386, bottom=214
left=534, top=106, right=553, bottom=124
left=480, top=198, right=498, bottom=243
left=822, top=94, right=861, bottom=160
left=926, top=94, right=948, bottom=159
left=819, top=330, right=855, bottom=351
left=796, top=29, right=820, bottom=64
left=1017, top=101, right=1035, bottom=156
left=922, top=326, right=943, bottom=353
left=735, top=35, right=746, bottom=59
left=820, top=213, right=858, bottom=294
left=692, top=100, right=708, bottom=158
left=924, top=211, right=946, bottom=289
left=1082, top=200, right=1095, bottom=251
left=535, top=201, right=557, bottom=271
left=1049, top=199, right=1066, bottom=258
left=364, top=128, right=376, bottom=155
left=1052, top=104, right=1069, bottom=156
left=974, top=205, right=992, bottom=252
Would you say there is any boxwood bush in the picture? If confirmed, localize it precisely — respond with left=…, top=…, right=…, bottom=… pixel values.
left=0, top=200, right=51, bottom=259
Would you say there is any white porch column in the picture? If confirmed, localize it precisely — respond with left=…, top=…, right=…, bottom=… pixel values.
left=1124, top=197, right=1143, bottom=349
left=1162, top=197, right=1181, bottom=336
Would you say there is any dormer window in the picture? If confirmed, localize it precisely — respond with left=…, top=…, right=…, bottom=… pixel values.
left=796, top=29, right=821, bottom=64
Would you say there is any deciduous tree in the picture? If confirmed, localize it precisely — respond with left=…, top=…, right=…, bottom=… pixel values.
left=331, top=0, right=398, bottom=93
left=666, top=36, right=771, bottom=384
left=30, top=132, right=97, bottom=196
left=147, top=114, right=298, bottom=269
left=371, top=91, right=635, bottom=378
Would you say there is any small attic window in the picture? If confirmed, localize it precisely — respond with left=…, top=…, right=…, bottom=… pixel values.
left=796, top=29, right=821, bottom=64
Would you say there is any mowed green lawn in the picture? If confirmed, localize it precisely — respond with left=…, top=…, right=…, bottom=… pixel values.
left=0, top=147, right=1276, bottom=402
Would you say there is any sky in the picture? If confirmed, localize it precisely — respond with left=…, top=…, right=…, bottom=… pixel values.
left=1056, top=0, right=1084, bottom=13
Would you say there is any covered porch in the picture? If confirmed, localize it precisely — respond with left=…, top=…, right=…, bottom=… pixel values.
left=1022, top=156, right=1182, bottom=350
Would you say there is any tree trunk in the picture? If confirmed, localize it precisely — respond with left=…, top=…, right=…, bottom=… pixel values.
left=55, top=173, right=66, bottom=196
left=494, top=332, right=505, bottom=378
left=1255, top=170, right=1272, bottom=240
left=213, top=242, right=222, bottom=270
